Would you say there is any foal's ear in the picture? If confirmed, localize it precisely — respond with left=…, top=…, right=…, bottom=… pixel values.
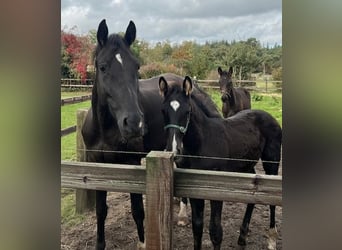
left=183, top=76, right=193, bottom=96
left=218, top=67, right=223, bottom=76
left=124, top=20, right=136, bottom=46
left=159, top=77, right=168, bottom=97
left=97, top=19, right=108, bottom=47
left=228, top=66, right=233, bottom=76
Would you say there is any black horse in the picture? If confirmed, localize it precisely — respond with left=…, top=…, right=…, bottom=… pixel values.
left=159, top=76, right=282, bottom=250
left=218, top=66, right=251, bottom=118
left=81, top=20, right=221, bottom=249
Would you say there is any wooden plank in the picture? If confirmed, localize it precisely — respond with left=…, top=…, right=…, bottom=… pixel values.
left=61, top=161, right=146, bottom=193
left=61, top=159, right=282, bottom=206
left=145, top=151, right=174, bottom=250
left=61, top=95, right=92, bottom=106
left=61, top=125, right=76, bottom=137
left=174, top=168, right=282, bottom=206
left=75, top=109, right=95, bottom=213
left=61, top=84, right=93, bottom=88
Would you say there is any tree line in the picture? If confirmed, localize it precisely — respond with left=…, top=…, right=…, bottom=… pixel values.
left=61, top=28, right=282, bottom=82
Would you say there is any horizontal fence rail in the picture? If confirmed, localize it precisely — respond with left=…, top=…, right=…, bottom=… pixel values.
left=61, top=125, right=76, bottom=137
left=196, top=79, right=282, bottom=93
left=61, top=78, right=94, bottom=85
left=61, top=157, right=282, bottom=206
left=61, top=95, right=92, bottom=106
left=61, top=84, right=93, bottom=89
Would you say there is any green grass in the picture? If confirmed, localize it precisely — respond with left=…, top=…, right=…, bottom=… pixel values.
left=250, top=92, right=282, bottom=126
left=61, top=99, right=90, bottom=161
left=61, top=93, right=91, bottom=225
left=61, top=188, right=85, bottom=226
left=61, top=101, right=91, bottom=129
left=61, top=133, right=77, bottom=161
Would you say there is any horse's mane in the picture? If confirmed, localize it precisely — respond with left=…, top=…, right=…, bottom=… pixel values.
left=191, top=83, right=221, bottom=118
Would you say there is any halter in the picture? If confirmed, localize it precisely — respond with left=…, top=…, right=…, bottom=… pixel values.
left=164, top=106, right=191, bottom=134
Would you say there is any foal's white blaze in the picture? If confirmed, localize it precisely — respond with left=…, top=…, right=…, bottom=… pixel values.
left=170, top=100, right=180, bottom=112
left=172, top=133, right=177, bottom=154
left=115, top=53, right=123, bottom=65
left=138, top=120, right=143, bottom=128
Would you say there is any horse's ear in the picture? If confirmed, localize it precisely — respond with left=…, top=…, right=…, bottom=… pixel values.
left=218, top=67, right=223, bottom=75
left=183, top=76, right=193, bottom=96
left=97, top=19, right=108, bottom=47
left=124, top=20, right=136, bottom=46
left=159, top=77, right=168, bottom=97
left=228, top=66, right=233, bottom=76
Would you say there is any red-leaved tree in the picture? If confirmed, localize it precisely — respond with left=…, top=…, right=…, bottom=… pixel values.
left=61, top=30, right=95, bottom=83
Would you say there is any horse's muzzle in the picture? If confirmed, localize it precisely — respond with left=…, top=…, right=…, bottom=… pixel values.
left=221, top=93, right=229, bottom=102
left=121, top=114, right=145, bottom=139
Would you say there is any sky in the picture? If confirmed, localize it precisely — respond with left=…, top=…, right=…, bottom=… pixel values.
left=61, top=0, right=282, bottom=47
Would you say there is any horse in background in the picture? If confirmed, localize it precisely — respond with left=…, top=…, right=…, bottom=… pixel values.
left=81, top=19, right=221, bottom=249
left=159, top=76, right=282, bottom=250
left=218, top=66, right=251, bottom=118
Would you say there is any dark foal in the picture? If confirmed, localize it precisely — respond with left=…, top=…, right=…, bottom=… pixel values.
left=218, top=66, right=251, bottom=118
left=159, top=76, right=281, bottom=250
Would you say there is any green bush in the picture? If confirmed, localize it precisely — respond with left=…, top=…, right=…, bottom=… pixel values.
left=139, top=63, right=181, bottom=79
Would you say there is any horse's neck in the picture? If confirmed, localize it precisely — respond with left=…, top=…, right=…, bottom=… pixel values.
left=92, top=83, right=121, bottom=142
left=184, top=102, right=222, bottom=153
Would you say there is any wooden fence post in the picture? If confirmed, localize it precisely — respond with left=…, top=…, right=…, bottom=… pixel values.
left=145, top=151, right=174, bottom=250
left=75, top=109, right=95, bottom=213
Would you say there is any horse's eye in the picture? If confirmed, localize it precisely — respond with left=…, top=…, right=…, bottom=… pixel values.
left=99, top=64, right=106, bottom=73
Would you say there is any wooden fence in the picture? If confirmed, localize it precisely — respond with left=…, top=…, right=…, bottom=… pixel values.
left=196, top=79, right=282, bottom=93
left=60, top=78, right=282, bottom=93
left=61, top=110, right=282, bottom=249
left=61, top=152, right=281, bottom=249
left=61, top=78, right=94, bottom=85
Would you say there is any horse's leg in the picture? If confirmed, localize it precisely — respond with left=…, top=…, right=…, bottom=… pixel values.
left=178, top=197, right=188, bottom=226
left=209, top=200, right=223, bottom=250
left=237, top=203, right=255, bottom=246
left=190, top=198, right=205, bottom=250
left=238, top=168, right=256, bottom=247
left=96, top=190, right=107, bottom=250
left=263, top=162, right=279, bottom=250
left=222, top=102, right=228, bottom=118
left=130, top=193, right=145, bottom=249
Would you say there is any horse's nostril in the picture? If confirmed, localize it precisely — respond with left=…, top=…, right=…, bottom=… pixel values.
left=123, top=117, right=129, bottom=126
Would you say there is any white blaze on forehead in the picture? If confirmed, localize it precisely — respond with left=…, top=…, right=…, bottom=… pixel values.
left=170, top=100, right=180, bottom=111
left=115, top=53, right=123, bottom=65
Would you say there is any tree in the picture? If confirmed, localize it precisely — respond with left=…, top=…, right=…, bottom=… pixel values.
left=61, top=29, right=95, bottom=82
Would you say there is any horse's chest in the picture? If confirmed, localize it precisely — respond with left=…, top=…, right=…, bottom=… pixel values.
left=86, top=138, right=141, bottom=164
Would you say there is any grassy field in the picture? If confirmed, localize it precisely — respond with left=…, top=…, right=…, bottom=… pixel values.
left=61, top=100, right=90, bottom=161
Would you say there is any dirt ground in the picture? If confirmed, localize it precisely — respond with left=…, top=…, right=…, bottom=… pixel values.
left=61, top=162, right=282, bottom=250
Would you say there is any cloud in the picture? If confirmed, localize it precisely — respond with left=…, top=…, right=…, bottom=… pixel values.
left=61, top=0, right=282, bottom=46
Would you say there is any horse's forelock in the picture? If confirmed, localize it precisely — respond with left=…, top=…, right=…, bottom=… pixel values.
left=94, top=34, right=127, bottom=57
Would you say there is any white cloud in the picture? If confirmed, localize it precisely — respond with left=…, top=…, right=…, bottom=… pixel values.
left=61, top=0, right=282, bottom=46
